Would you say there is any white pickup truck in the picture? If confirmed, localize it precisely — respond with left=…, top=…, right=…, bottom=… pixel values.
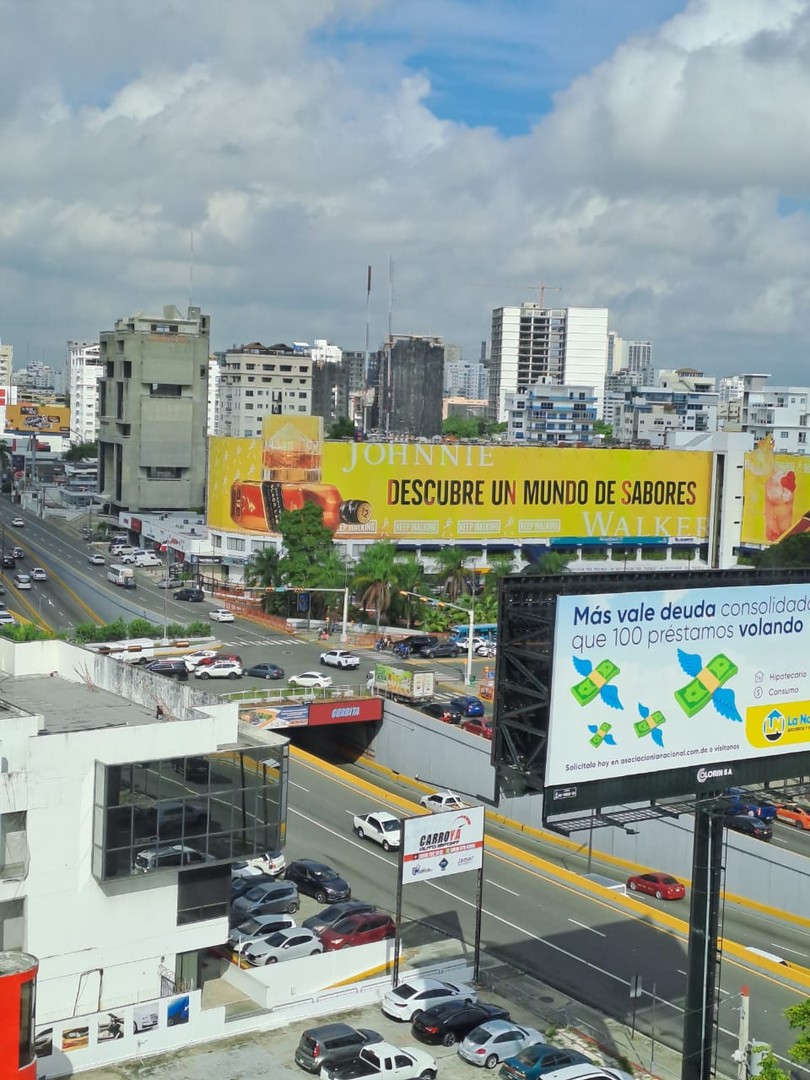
left=320, top=1042, right=436, bottom=1080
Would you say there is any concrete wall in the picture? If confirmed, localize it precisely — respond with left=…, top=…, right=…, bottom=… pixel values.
left=357, top=701, right=810, bottom=918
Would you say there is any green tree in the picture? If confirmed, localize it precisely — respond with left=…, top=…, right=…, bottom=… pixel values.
left=786, top=1000, right=810, bottom=1065
left=593, top=420, right=613, bottom=438
left=64, top=441, right=98, bottom=462
left=442, top=417, right=480, bottom=440
left=433, top=546, right=471, bottom=602
left=245, top=546, right=282, bottom=614
left=277, top=503, right=338, bottom=618
left=352, top=541, right=398, bottom=629
left=523, top=551, right=571, bottom=576
left=328, top=416, right=356, bottom=439
left=391, top=554, right=424, bottom=627
left=754, top=533, right=810, bottom=569
left=755, top=1049, right=789, bottom=1080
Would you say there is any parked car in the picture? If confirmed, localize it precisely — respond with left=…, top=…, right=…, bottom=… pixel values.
left=320, top=649, right=361, bottom=669
left=420, top=702, right=463, bottom=723
left=319, top=911, right=396, bottom=951
left=158, top=576, right=185, bottom=589
left=231, top=850, right=286, bottom=879
left=285, top=859, right=351, bottom=903
left=420, top=641, right=461, bottom=659
left=449, top=695, right=486, bottom=717
left=0, top=611, right=18, bottom=626
left=244, top=662, right=285, bottom=680
left=498, top=1043, right=593, bottom=1080
left=197, top=652, right=242, bottom=667
left=461, top=716, right=494, bottom=740
left=88, top=553, right=106, bottom=565
left=195, top=659, right=243, bottom=680
left=243, top=927, right=323, bottom=966
left=453, top=636, right=493, bottom=655
left=626, top=871, right=686, bottom=901
left=724, top=814, right=773, bottom=841
left=145, top=658, right=189, bottom=681
left=393, top=635, right=438, bottom=657
left=228, top=913, right=297, bottom=951
left=30, top=567, right=47, bottom=581
left=288, top=671, right=333, bottom=689
left=182, top=650, right=220, bottom=669
left=209, top=608, right=235, bottom=622
left=231, top=873, right=278, bottom=901
left=459, top=1020, right=543, bottom=1070
left=411, top=1001, right=510, bottom=1046
left=230, top=879, right=301, bottom=919
left=294, top=1022, right=384, bottom=1075
left=530, top=1066, right=633, bottom=1080
left=319, top=1041, right=437, bottom=1080
left=302, top=900, right=378, bottom=935
left=353, top=811, right=401, bottom=850
left=776, top=801, right=810, bottom=830
left=133, top=844, right=210, bottom=873
left=420, top=791, right=466, bottom=813
left=381, top=977, right=477, bottom=1023
left=173, top=587, right=204, bottom=602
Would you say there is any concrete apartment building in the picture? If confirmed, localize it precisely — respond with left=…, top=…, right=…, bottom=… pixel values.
left=0, top=341, right=12, bottom=386
left=216, top=342, right=312, bottom=438
left=505, top=381, right=598, bottom=444
left=488, top=305, right=609, bottom=422
left=375, top=335, right=444, bottom=437
left=311, top=350, right=365, bottom=429
left=740, top=374, right=810, bottom=453
left=615, top=369, right=719, bottom=446
left=97, top=305, right=209, bottom=513
left=66, top=341, right=103, bottom=445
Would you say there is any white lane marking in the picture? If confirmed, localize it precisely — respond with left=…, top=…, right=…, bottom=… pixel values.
left=771, top=943, right=809, bottom=957
left=569, top=918, right=606, bottom=938
left=486, top=879, right=519, bottom=896
left=289, top=781, right=310, bottom=792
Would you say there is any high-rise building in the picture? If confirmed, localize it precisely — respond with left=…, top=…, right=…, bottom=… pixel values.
left=97, top=304, right=209, bottom=512
left=67, top=341, right=103, bottom=445
left=377, top=335, right=444, bottom=437
left=207, top=353, right=223, bottom=436
left=444, top=359, right=488, bottom=399
left=13, top=360, right=58, bottom=391
left=0, top=342, right=12, bottom=385
left=627, top=340, right=653, bottom=379
left=488, top=305, right=609, bottom=422
left=216, top=342, right=312, bottom=438
left=607, top=331, right=624, bottom=374
left=311, top=350, right=365, bottom=429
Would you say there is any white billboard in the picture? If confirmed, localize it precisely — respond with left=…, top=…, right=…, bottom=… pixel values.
left=402, top=806, right=485, bottom=884
left=547, top=581, right=810, bottom=785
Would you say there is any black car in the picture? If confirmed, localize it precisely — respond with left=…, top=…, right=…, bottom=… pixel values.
left=411, top=1001, right=510, bottom=1046
left=302, top=900, right=377, bottom=934
left=420, top=641, right=461, bottom=659
left=1, top=555, right=15, bottom=568
left=725, top=814, right=773, bottom=841
left=174, top=587, right=205, bottom=602
left=285, top=859, right=351, bottom=904
left=172, top=756, right=210, bottom=781
left=394, top=634, right=439, bottom=656
left=145, top=659, right=189, bottom=681
left=244, top=662, right=285, bottom=680
left=420, top=702, right=462, bottom=724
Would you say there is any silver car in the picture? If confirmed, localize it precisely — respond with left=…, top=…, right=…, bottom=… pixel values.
left=242, top=927, right=323, bottom=966
left=458, top=1020, right=543, bottom=1070
left=228, top=913, right=296, bottom=951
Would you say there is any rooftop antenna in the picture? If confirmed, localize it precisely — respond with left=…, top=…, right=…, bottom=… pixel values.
left=363, top=265, right=372, bottom=431
left=388, top=256, right=394, bottom=341
left=188, top=231, right=195, bottom=307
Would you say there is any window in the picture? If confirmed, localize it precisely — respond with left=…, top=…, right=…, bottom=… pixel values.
left=246, top=364, right=256, bottom=371
left=149, top=384, right=182, bottom=397
left=19, top=979, right=35, bottom=1068
left=0, top=898, right=24, bottom=950
left=0, top=812, right=27, bottom=878
left=245, top=390, right=254, bottom=397
left=227, top=537, right=246, bottom=552
left=146, top=466, right=182, bottom=479
left=299, top=392, right=308, bottom=398
left=177, top=864, right=230, bottom=925
left=781, top=431, right=789, bottom=439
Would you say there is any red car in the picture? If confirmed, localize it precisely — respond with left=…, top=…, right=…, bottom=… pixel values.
left=318, top=912, right=396, bottom=951
left=626, top=871, right=686, bottom=901
left=461, top=716, right=493, bottom=740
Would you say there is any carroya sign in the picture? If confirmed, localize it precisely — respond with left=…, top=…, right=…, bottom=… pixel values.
left=401, top=806, right=485, bottom=884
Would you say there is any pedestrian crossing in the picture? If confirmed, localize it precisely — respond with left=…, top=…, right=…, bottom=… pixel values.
left=223, top=635, right=307, bottom=648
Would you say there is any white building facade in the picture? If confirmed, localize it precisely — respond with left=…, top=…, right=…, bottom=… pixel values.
left=739, top=374, right=810, bottom=453
left=217, top=343, right=313, bottom=438
left=67, top=341, right=103, bottom=445
left=489, top=305, right=608, bottom=422
left=505, top=381, right=597, bottom=444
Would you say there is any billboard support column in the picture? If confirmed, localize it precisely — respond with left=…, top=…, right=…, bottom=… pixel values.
left=681, top=800, right=724, bottom=1080
left=473, top=860, right=484, bottom=983
left=392, top=841, right=405, bottom=989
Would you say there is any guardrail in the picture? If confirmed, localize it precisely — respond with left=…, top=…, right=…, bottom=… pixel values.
left=221, top=683, right=373, bottom=705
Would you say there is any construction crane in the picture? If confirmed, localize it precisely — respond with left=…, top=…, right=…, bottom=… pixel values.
left=470, top=281, right=563, bottom=307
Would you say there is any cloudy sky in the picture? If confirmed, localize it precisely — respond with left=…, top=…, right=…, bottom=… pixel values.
left=2, top=0, right=810, bottom=382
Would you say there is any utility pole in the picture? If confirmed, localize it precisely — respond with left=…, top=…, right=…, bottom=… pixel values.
left=735, top=987, right=750, bottom=1080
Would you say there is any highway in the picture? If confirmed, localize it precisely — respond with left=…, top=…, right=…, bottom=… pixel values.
left=283, top=750, right=810, bottom=1076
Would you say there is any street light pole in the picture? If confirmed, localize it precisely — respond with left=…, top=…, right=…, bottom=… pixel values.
left=399, top=590, right=475, bottom=688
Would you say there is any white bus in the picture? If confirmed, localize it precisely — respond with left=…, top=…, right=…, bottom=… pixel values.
left=107, top=564, right=136, bottom=589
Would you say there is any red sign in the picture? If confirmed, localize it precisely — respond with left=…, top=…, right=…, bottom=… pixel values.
left=307, top=697, right=383, bottom=726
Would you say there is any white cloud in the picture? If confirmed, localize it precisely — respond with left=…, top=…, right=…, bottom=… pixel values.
left=1, top=0, right=810, bottom=385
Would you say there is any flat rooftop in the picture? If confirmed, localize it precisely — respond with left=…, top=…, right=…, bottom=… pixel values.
left=4, top=674, right=162, bottom=734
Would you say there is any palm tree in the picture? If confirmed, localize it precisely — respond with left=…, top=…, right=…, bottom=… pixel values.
left=245, top=546, right=281, bottom=614
left=393, top=554, right=424, bottom=628
left=433, top=546, right=471, bottom=603
left=352, top=541, right=398, bottom=630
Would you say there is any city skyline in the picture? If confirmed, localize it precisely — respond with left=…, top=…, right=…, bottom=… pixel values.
left=1, top=0, right=809, bottom=381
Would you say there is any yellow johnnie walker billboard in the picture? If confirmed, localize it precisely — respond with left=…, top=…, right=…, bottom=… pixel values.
left=208, top=418, right=713, bottom=543
left=742, top=436, right=810, bottom=546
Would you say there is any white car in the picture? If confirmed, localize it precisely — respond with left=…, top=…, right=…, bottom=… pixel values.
left=30, top=567, right=47, bottom=581
left=321, top=1042, right=437, bottom=1080
left=353, top=811, right=401, bottom=851
left=231, top=850, right=286, bottom=879
left=381, top=976, right=477, bottom=1022
left=183, top=650, right=220, bottom=670
left=537, top=1067, right=633, bottom=1080
left=455, top=636, right=495, bottom=655
left=288, top=671, right=333, bottom=689
left=0, top=612, right=18, bottom=627
left=88, top=553, right=106, bottom=565
left=319, top=649, right=360, bottom=669
left=10, top=518, right=24, bottom=527
left=420, top=791, right=466, bottom=813
left=209, top=608, right=235, bottom=623
left=242, top=927, right=323, bottom=966
left=14, top=573, right=31, bottom=589
left=458, top=1020, right=544, bottom=1070
left=195, top=659, right=242, bottom=680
